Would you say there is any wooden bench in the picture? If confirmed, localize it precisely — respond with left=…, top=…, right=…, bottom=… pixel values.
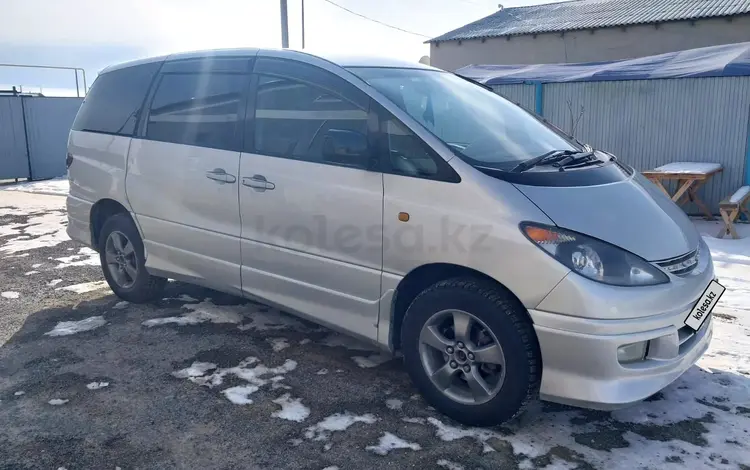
left=718, top=186, right=750, bottom=239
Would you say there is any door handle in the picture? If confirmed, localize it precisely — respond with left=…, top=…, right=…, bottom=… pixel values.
left=205, top=168, right=236, bottom=184
left=242, top=174, right=275, bottom=192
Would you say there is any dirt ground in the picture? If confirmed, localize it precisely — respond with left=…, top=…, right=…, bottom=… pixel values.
left=1, top=191, right=749, bottom=470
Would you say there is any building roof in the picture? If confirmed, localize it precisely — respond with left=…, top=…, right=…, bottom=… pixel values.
left=456, top=42, right=750, bottom=84
left=428, top=0, right=750, bottom=43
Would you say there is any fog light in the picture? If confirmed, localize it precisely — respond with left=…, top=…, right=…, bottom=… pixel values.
left=617, top=341, right=648, bottom=364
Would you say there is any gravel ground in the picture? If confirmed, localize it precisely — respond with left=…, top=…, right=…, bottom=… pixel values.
left=1, top=190, right=749, bottom=470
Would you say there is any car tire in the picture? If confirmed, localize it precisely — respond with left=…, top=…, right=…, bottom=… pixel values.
left=401, top=277, right=541, bottom=427
left=98, top=213, right=166, bottom=303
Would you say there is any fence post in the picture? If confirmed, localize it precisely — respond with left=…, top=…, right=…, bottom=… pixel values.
left=746, top=104, right=750, bottom=186
left=20, top=96, right=33, bottom=181
left=535, top=82, right=544, bottom=116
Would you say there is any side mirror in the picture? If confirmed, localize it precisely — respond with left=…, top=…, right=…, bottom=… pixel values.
left=321, top=129, right=372, bottom=169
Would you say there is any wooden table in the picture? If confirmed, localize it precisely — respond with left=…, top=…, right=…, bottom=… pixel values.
left=642, top=162, right=723, bottom=220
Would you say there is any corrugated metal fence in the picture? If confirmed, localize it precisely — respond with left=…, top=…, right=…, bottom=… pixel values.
left=0, top=96, right=82, bottom=181
left=492, top=78, right=750, bottom=213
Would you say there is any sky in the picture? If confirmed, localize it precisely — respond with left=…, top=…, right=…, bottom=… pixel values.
left=0, top=0, right=549, bottom=96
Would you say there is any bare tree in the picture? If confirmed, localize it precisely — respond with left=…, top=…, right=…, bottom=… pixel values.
left=566, top=99, right=585, bottom=138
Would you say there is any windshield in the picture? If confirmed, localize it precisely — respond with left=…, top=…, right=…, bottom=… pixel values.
left=348, top=67, right=579, bottom=170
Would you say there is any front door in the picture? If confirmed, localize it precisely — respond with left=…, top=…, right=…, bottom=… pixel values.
left=126, top=57, right=251, bottom=294
left=238, top=56, right=383, bottom=340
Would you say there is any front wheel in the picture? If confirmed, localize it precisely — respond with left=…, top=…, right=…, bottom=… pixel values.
left=401, top=278, right=542, bottom=427
left=98, top=213, right=166, bottom=303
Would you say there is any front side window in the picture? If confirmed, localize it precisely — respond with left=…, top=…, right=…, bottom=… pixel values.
left=350, top=67, right=579, bottom=171
left=72, top=61, right=161, bottom=136
left=146, top=73, right=245, bottom=151
left=253, top=75, right=369, bottom=167
left=382, top=115, right=439, bottom=177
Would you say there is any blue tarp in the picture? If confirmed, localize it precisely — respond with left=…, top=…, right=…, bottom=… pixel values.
left=456, top=42, right=750, bottom=85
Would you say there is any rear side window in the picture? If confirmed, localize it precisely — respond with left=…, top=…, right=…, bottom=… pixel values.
left=72, top=62, right=161, bottom=136
left=145, top=73, right=246, bottom=151
left=254, top=75, right=368, bottom=165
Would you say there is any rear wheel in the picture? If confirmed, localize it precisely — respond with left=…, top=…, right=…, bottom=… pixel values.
left=401, top=278, right=541, bottom=426
left=99, top=213, right=166, bottom=303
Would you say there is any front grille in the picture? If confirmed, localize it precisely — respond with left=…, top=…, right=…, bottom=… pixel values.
left=655, top=249, right=699, bottom=277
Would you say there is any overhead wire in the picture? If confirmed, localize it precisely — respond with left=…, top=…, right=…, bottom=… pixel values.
left=319, top=0, right=433, bottom=38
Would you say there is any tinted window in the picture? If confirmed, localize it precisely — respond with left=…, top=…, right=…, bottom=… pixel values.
left=72, top=62, right=161, bottom=136
left=383, top=116, right=439, bottom=177
left=254, top=75, right=369, bottom=166
left=146, top=73, right=245, bottom=151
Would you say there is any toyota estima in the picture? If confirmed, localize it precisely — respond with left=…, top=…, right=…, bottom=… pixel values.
left=67, top=48, right=720, bottom=426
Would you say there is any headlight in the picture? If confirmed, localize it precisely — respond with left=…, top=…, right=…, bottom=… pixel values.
left=521, top=223, right=669, bottom=286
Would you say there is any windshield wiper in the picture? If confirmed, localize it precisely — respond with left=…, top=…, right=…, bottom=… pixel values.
left=511, top=149, right=579, bottom=173
left=551, top=152, right=597, bottom=169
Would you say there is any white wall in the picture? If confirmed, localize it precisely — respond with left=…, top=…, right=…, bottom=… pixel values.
left=430, top=16, right=750, bottom=71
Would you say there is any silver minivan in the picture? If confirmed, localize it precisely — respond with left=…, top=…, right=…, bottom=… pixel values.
left=66, top=48, right=719, bottom=426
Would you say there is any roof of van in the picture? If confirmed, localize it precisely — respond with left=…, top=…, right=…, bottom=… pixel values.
left=99, top=48, right=438, bottom=75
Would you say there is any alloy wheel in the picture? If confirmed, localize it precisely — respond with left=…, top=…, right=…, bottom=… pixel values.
left=104, top=231, right=138, bottom=289
left=418, top=309, right=506, bottom=405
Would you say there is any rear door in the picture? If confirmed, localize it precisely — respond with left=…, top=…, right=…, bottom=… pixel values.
left=126, top=56, right=252, bottom=294
left=238, top=56, right=384, bottom=340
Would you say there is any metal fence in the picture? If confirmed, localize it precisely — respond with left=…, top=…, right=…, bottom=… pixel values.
left=0, top=96, right=82, bottom=181
left=492, top=78, right=750, bottom=213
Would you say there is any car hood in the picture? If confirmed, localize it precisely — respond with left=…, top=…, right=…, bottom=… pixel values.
left=512, top=172, right=700, bottom=261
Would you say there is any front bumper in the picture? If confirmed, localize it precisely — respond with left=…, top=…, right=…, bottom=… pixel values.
left=530, top=307, right=712, bottom=409
left=529, top=249, right=715, bottom=409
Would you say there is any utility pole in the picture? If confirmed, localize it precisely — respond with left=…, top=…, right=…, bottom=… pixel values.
left=280, top=0, right=290, bottom=48
left=301, top=0, right=306, bottom=49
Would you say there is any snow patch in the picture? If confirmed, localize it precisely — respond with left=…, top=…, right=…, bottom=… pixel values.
left=24, top=270, right=38, bottom=275
left=86, top=382, right=109, bottom=390
left=1, top=291, right=20, bottom=299
left=2, top=177, right=69, bottom=196
left=316, top=368, right=329, bottom=375
left=271, top=394, right=310, bottom=422
left=47, top=279, right=62, bottom=287
left=56, top=280, right=109, bottom=293
left=0, top=210, right=69, bottom=254
left=305, top=412, right=378, bottom=441
left=44, top=316, right=107, bottom=336
left=351, top=353, right=391, bottom=368
left=142, top=300, right=243, bottom=327
left=270, top=375, right=292, bottom=390
left=48, top=399, right=68, bottom=406
left=172, top=362, right=217, bottom=379
left=222, top=385, right=260, bottom=405
left=402, top=417, right=425, bottom=424
left=729, top=185, right=750, bottom=204
left=268, top=337, right=290, bottom=352
left=437, top=459, right=465, bottom=470
left=366, top=432, right=421, bottom=455
left=385, top=398, right=403, bottom=411
left=54, top=247, right=99, bottom=268
left=173, top=357, right=297, bottom=406
left=652, top=162, right=722, bottom=174
left=14, top=391, right=25, bottom=396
